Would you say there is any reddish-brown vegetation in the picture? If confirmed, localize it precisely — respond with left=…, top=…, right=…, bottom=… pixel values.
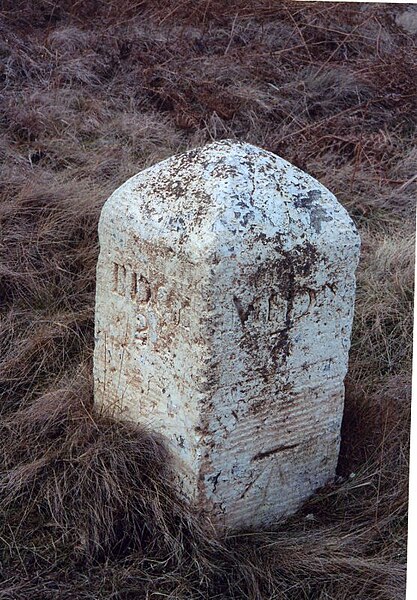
left=0, top=1, right=415, bottom=598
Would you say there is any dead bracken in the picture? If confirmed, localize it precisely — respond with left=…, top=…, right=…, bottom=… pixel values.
left=0, top=1, right=414, bottom=598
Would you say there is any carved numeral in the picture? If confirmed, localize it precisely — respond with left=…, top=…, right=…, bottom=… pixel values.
left=135, top=314, right=148, bottom=345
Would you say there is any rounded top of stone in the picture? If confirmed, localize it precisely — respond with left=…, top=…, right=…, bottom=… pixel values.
left=100, top=140, right=360, bottom=261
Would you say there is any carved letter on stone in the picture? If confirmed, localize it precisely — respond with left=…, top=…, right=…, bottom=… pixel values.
left=93, top=140, right=360, bottom=530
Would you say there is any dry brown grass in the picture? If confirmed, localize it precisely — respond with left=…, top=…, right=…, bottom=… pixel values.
left=0, top=1, right=415, bottom=598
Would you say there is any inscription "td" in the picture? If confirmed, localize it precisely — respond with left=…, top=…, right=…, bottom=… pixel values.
left=113, top=262, right=151, bottom=302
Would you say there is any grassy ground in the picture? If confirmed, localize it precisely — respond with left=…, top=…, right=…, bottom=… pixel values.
left=0, top=1, right=415, bottom=598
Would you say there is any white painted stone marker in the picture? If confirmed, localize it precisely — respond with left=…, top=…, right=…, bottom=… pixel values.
left=94, top=140, right=360, bottom=530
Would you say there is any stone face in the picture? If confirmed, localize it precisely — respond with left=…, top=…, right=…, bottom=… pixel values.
left=94, top=140, right=360, bottom=530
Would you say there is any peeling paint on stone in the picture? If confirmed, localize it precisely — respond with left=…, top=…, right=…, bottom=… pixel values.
left=93, top=140, right=360, bottom=531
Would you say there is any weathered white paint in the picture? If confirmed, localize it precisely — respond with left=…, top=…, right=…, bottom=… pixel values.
left=94, top=140, right=360, bottom=530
